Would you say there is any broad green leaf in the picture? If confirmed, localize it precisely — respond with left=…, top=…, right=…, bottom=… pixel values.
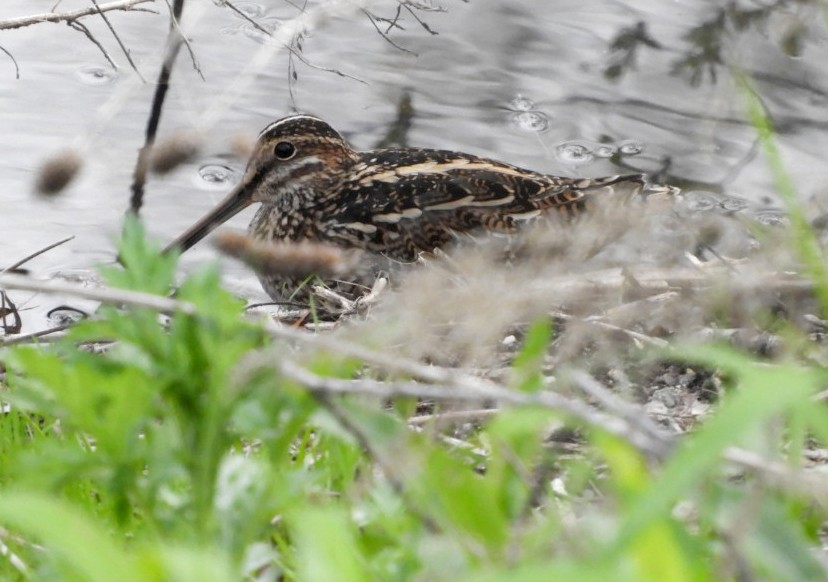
left=290, top=505, right=372, bottom=582
left=0, top=491, right=141, bottom=582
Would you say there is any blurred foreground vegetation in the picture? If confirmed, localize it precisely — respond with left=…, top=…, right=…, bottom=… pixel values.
left=1, top=204, right=828, bottom=581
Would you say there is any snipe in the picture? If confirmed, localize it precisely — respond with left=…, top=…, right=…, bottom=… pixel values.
left=164, top=115, right=675, bottom=300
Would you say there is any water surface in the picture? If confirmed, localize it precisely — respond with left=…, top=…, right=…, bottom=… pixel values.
left=2, top=0, right=827, bottom=330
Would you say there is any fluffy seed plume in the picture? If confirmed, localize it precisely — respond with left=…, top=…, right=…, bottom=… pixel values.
left=213, top=230, right=358, bottom=279
left=150, top=132, right=202, bottom=174
left=229, top=134, right=254, bottom=160
left=35, top=150, right=83, bottom=195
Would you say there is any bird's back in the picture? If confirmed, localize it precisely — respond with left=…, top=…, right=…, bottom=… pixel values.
left=303, top=148, right=675, bottom=262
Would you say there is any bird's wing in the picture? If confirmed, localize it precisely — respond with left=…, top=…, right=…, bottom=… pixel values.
left=319, top=149, right=654, bottom=259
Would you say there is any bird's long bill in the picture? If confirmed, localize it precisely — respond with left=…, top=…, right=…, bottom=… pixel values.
left=163, top=182, right=253, bottom=255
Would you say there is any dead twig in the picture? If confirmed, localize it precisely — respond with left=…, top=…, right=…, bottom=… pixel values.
left=265, top=359, right=677, bottom=462
left=569, top=371, right=668, bottom=445
left=0, top=0, right=156, bottom=30
left=218, top=0, right=364, bottom=105
left=160, top=0, right=202, bottom=79
left=0, top=292, right=22, bottom=335
left=2, top=236, right=74, bottom=274
left=528, top=265, right=810, bottom=301
left=129, top=0, right=186, bottom=216
left=0, top=273, right=195, bottom=315
left=361, top=9, right=417, bottom=55
left=555, top=310, right=669, bottom=348
left=90, top=0, right=146, bottom=81
left=67, top=19, right=118, bottom=70
left=0, top=45, right=20, bottom=78
left=0, top=325, right=70, bottom=346
left=407, top=408, right=499, bottom=427
left=723, top=447, right=828, bottom=508
left=274, top=357, right=828, bottom=507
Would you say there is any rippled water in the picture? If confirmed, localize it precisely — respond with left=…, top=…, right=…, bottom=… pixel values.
left=2, top=0, right=827, bottom=330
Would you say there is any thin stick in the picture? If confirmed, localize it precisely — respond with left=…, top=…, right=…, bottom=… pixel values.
left=161, top=0, right=202, bottom=79
left=0, top=44, right=20, bottom=78
left=0, top=273, right=195, bottom=315
left=723, top=447, right=828, bottom=507
left=407, top=408, right=499, bottom=427
left=0, top=0, right=156, bottom=30
left=67, top=20, right=118, bottom=70
left=276, top=360, right=828, bottom=505
left=129, top=0, right=185, bottom=216
left=0, top=325, right=69, bottom=346
left=361, top=8, right=417, bottom=55
left=90, top=0, right=146, bottom=81
left=270, top=360, right=675, bottom=461
left=2, top=236, right=74, bottom=274
left=569, top=371, right=667, bottom=444
left=556, top=310, right=668, bottom=348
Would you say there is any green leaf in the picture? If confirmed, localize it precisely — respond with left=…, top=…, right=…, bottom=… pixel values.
left=290, top=505, right=372, bottom=582
left=743, top=497, right=827, bottom=580
left=512, top=317, right=553, bottom=393
left=102, top=215, right=178, bottom=295
left=415, top=446, right=509, bottom=554
left=0, top=491, right=141, bottom=582
left=615, top=345, right=824, bottom=550
left=736, top=73, right=828, bottom=316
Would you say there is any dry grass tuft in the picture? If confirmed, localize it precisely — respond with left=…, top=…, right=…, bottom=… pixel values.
left=350, top=201, right=805, bottom=374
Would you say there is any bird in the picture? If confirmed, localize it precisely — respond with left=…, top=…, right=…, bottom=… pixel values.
left=164, top=114, right=676, bottom=302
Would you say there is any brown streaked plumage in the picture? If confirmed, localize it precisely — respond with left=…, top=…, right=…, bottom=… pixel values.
left=164, top=114, right=676, bottom=301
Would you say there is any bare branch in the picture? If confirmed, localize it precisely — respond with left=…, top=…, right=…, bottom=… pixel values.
left=2, top=236, right=74, bottom=274
left=723, top=447, right=828, bottom=508
left=223, top=0, right=271, bottom=36
left=257, top=358, right=677, bottom=462
left=220, top=1, right=365, bottom=92
left=0, top=45, right=20, bottom=79
left=0, top=273, right=196, bottom=315
left=362, top=9, right=417, bottom=55
left=0, top=325, right=69, bottom=346
left=0, top=0, right=157, bottom=31
left=402, top=2, right=439, bottom=35
left=129, top=0, right=186, bottom=216
left=161, top=0, right=203, bottom=80
left=90, top=0, right=147, bottom=82
left=554, top=310, right=669, bottom=348
left=67, top=20, right=118, bottom=70
left=284, top=38, right=367, bottom=84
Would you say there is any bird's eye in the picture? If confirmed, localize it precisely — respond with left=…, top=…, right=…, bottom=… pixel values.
left=274, top=141, right=296, bottom=160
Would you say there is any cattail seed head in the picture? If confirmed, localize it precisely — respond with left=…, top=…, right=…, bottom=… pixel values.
left=229, top=134, right=255, bottom=160
left=213, top=230, right=357, bottom=279
left=35, top=150, right=83, bottom=195
left=151, top=132, right=202, bottom=174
